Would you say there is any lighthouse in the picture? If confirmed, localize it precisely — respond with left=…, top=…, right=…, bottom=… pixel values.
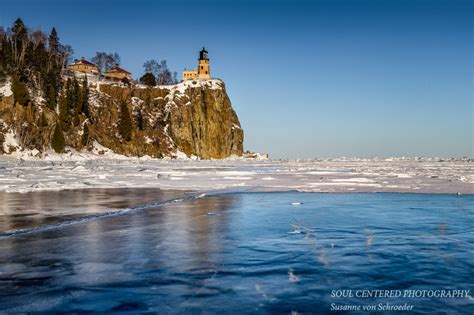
left=197, top=47, right=211, bottom=80
left=182, top=47, right=212, bottom=81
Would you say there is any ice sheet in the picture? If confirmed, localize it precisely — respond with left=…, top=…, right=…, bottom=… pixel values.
left=0, top=155, right=471, bottom=194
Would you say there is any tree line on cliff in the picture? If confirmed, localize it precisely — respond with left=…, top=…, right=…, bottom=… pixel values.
left=0, top=19, right=69, bottom=108
left=0, top=18, right=178, bottom=153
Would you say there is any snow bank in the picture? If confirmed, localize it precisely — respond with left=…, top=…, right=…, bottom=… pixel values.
left=141, top=79, right=225, bottom=94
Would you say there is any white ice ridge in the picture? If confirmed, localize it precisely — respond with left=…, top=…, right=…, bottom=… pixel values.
left=0, top=155, right=472, bottom=194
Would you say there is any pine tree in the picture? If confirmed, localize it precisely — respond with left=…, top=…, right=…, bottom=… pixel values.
left=11, top=73, right=29, bottom=105
left=81, top=75, right=90, bottom=117
left=81, top=123, right=89, bottom=146
left=48, top=86, right=56, bottom=109
left=74, top=78, right=82, bottom=112
left=58, top=90, right=69, bottom=129
left=72, top=112, right=80, bottom=126
left=121, top=76, right=130, bottom=86
left=135, top=109, right=144, bottom=130
left=0, top=37, right=12, bottom=72
left=118, top=101, right=132, bottom=141
left=0, top=132, right=4, bottom=152
left=51, top=122, right=65, bottom=153
left=48, top=27, right=58, bottom=53
left=65, top=78, right=73, bottom=113
left=2, top=20, right=65, bottom=106
left=44, top=70, right=60, bottom=108
left=11, top=18, right=27, bottom=45
left=139, top=72, right=156, bottom=87
left=72, top=78, right=82, bottom=126
left=40, top=112, right=49, bottom=127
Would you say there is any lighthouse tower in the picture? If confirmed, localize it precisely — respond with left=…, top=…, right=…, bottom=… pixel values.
left=182, top=47, right=212, bottom=81
left=197, top=47, right=211, bottom=80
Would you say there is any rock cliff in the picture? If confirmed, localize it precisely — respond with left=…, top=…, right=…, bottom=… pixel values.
left=0, top=79, right=244, bottom=159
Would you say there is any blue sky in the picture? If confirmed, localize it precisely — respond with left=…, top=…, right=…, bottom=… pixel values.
left=1, top=0, right=472, bottom=158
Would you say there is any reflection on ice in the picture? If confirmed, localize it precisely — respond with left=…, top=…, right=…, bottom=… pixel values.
left=0, top=188, right=189, bottom=235
left=0, top=192, right=472, bottom=313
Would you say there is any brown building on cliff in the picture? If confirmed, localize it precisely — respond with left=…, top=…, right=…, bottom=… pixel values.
left=104, top=65, right=132, bottom=81
left=68, top=57, right=99, bottom=75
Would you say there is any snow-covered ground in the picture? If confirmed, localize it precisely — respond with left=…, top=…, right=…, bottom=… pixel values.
left=0, top=154, right=472, bottom=194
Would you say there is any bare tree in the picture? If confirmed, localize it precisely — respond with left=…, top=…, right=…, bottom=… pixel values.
left=57, top=44, right=74, bottom=70
left=0, top=27, right=6, bottom=42
left=92, top=52, right=121, bottom=73
left=10, top=18, right=29, bottom=68
left=107, top=53, right=121, bottom=70
left=143, top=59, right=177, bottom=85
left=30, top=30, right=47, bottom=50
left=143, top=59, right=160, bottom=78
left=157, top=60, right=172, bottom=85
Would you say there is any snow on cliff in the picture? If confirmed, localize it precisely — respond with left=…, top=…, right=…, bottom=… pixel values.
left=0, top=80, right=12, bottom=97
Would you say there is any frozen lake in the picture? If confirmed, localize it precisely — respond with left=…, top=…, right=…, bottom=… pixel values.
left=0, top=157, right=472, bottom=194
left=0, top=191, right=473, bottom=313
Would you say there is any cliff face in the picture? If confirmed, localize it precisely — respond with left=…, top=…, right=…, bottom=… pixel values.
left=0, top=79, right=244, bottom=159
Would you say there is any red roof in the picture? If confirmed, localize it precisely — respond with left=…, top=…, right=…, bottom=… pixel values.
left=111, top=66, right=131, bottom=75
left=72, top=58, right=97, bottom=67
left=79, top=59, right=96, bottom=66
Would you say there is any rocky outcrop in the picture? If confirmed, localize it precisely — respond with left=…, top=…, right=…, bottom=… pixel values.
left=0, top=79, right=244, bottom=159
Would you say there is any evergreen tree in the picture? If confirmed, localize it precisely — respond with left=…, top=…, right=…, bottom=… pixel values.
left=11, top=74, right=29, bottom=105
left=72, top=111, right=80, bottom=126
left=65, top=78, right=73, bottom=113
left=118, top=101, right=132, bottom=141
left=0, top=36, right=12, bottom=72
left=81, top=123, right=89, bottom=146
left=40, top=112, right=49, bottom=127
left=72, top=78, right=82, bottom=126
left=48, top=27, right=58, bottom=53
left=1, top=19, right=65, bottom=92
left=51, top=122, right=65, bottom=153
left=139, top=72, right=156, bottom=86
left=74, top=77, right=82, bottom=112
left=121, top=76, right=130, bottom=86
left=48, top=86, right=56, bottom=109
left=43, top=69, right=60, bottom=108
left=58, top=89, right=69, bottom=129
left=11, top=18, right=27, bottom=44
left=0, top=131, right=4, bottom=152
left=81, top=75, right=90, bottom=117
left=135, top=109, right=144, bottom=131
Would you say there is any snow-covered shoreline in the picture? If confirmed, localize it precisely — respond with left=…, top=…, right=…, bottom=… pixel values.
left=0, top=154, right=472, bottom=194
